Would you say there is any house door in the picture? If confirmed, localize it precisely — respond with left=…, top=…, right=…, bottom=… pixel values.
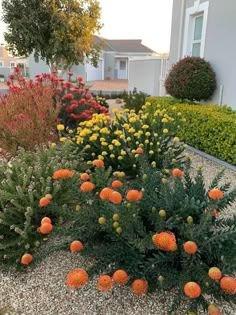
left=117, top=59, right=128, bottom=79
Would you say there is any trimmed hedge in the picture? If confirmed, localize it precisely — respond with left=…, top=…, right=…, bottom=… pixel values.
left=146, top=97, right=236, bottom=165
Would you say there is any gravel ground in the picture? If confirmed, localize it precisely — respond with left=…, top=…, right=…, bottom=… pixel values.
left=0, top=151, right=236, bottom=315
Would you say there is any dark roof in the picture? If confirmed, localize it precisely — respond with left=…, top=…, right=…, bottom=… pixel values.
left=94, top=36, right=155, bottom=53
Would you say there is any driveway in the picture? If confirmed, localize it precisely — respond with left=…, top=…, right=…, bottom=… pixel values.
left=89, top=80, right=128, bottom=91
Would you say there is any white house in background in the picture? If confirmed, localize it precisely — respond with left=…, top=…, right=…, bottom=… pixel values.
left=28, top=36, right=156, bottom=81
left=168, top=0, right=236, bottom=109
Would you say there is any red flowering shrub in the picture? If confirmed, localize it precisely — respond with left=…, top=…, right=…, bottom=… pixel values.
left=165, top=56, right=216, bottom=102
left=0, top=68, right=60, bottom=155
left=56, top=73, right=108, bottom=129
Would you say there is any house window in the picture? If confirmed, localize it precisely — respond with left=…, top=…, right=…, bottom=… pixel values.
left=182, top=1, right=209, bottom=58
left=120, top=60, right=126, bottom=70
left=0, top=61, right=4, bottom=67
left=10, top=62, right=16, bottom=68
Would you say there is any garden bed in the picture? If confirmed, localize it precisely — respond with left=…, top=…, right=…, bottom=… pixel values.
left=0, top=151, right=235, bottom=315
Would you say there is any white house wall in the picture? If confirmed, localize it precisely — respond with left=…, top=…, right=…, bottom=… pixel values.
left=169, top=0, right=236, bottom=109
left=128, top=58, right=162, bottom=96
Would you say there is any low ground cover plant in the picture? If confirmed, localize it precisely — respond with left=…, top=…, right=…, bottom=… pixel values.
left=122, top=87, right=149, bottom=113
left=147, top=97, right=236, bottom=165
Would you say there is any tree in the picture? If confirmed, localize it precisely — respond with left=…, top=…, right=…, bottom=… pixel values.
left=2, top=0, right=102, bottom=71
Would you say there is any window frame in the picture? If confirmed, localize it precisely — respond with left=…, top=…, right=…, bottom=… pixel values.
left=0, top=61, right=4, bottom=67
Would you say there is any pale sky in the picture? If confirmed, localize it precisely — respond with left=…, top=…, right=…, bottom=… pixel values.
left=0, top=0, right=173, bottom=53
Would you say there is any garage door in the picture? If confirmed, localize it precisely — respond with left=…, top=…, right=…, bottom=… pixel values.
left=86, top=59, right=103, bottom=81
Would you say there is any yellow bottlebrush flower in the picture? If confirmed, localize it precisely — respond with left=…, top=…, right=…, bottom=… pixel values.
left=80, top=129, right=92, bottom=137
left=86, top=121, right=93, bottom=127
left=60, top=137, right=67, bottom=142
left=135, top=141, right=139, bottom=145
left=108, top=144, right=114, bottom=150
left=112, top=108, right=119, bottom=113
left=110, top=154, right=115, bottom=158
left=139, top=130, right=144, bottom=135
left=145, top=102, right=151, bottom=106
left=131, top=149, right=136, bottom=154
left=57, top=124, right=65, bottom=131
left=161, top=118, right=168, bottom=123
left=76, top=137, right=83, bottom=144
left=134, top=132, right=139, bottom=137
left=139, top=143, right=144, bottom=148
left=129, top=117, right=137, bottom=123
left=182, top=118, right=186, bottom=122
left=101, top=151, right=108, bottom=156
left=149, top=150, right=154, bottom=155
left=123, top=123, right=130, bottom=129
left=151, top=161, right=156, bottom=168
left=163, top=129, right=168, bottom=134
left=124, top=109, right=130, bottom=113
left=141, top=105, right=146, bottom=110
left=128, top=128, right=135, bottom=133
left=145, top=139, right=149, bottom=144
left=50, top=142, right=56, bottom=148
left=158, top=148, right=161, bottom=152
left=120, top=149, right=126, bottom=156
left=119, top=134, right=125, bottom=139
left=173, top=137, right=180, bottom=142
left=150, top=142, right=153, bottom=146
left=172, top=106, right=177, bottom=110
left=130, top=109, right=135, bottom=113
left=126, top=137, right=131, bottom=141
left=135, top=154, right=139, bottom=158
left=85, top=144, right=91, bottom=149
left=91, top=152, right=96, bottom=156
left=89, top=135, right=98, bottom=141
left=145, top=132, right=151, bottom=137
left=101, top=142, right=108, bottom=146
left=100, top=137, right=105, bottom=142
left=114, top=130, right=123, bottom=136
left=98, top=155, right=104, bottom=160
left=114, top=141, right=121, bottom=147
left=68, top=129, right=73, bottom=134
left=141, top=114, right=148, bottom=119
left=87, top=160, right=92, bottom=165
left=142, top=125, right=149, bottom=129
left=177, top=112, right=182, bottom=116
left=93, top=126, right=100, bottom=131
left=118, top=156, right=123, bottom=160
left=100, top=127, right=110, bottom=134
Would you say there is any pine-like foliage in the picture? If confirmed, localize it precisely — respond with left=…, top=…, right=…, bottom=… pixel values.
left=0, top=145, right=82, bottom=267
left=68, top=158, right=236, bottom=313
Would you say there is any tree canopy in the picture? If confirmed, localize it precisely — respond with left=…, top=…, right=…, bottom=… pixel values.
left=2, top=0, right=102, bottom=70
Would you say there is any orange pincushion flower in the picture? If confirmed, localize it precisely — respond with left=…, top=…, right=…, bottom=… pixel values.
left=126, top=190, right=143, bottom=202
left=41, top=217, right=52, bottom=225
left=208, top=188, right=223, bottom=200
left=152, top=232, right=177, bottom=251
left=208, top=267, right=222, bottom=280
left=184, top=282, right=201, bottom=298
left=99, top=187, right=113, bottom=200
left=80, top=181, right=95, bottom=192
left=39, top=222, right=53, bottom=234
left=136, top=147, right=144, bottom=154
left=53, top=169, right=73, bottom=179
left=70, top=240, right=83, bottom=253
left=97, top=275, right=113, bottom=291
left=39, top=197, right=50, bottom=207
left=172, top=168, right=184, bottom=177
left=111, top=180, right=123, bottom=188
left=45, top=194, right=53, bottom=200
left=66, top=269, right=88, bottom=289
left=220, top=276, right=236, bottom=294
left=131, top=279, right=148, bottom=295
left=80, top=173, right=90, bottom=181
left=21, top=253, right=33, bottom=265
left=112, top=270, right=129, bottom=285
left=208, top=304, right=220, bottom=315
left=109, top=191, right=122, bottom=204
left=92, top=159, right=104, bottom=167
left=183, top=241, right=198, bottom=254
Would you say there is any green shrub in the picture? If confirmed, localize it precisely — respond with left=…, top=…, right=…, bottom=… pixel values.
left=165, top=56, right=216, bottom=102
left=0, top=146, right=81, bottom=267
left=68, top=158, right=236, bottom=313
left=123, top=88, right=149, bottom=113
left=147, top=97, right=236, bottom=165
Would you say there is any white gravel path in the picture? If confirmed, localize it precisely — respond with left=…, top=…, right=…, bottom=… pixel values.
left=0, top=152, right=236, bottom=315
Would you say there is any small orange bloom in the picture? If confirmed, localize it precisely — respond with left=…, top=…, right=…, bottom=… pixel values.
left=112, top=270, right=129, bottom=285
left=80, top=181, right=95, bottom=192
left=136, top=147, right=144, bottom=154
left=172, top=168, right=184, bottom=177
left=111, top=180, right=123, bottom=188
left=99, top=187, right=113, bottom=200
left=97, top=275, right=113, bottom=292
left=183, top=241, right=198, bottom=254
left=208, top=304, right=220, bottom=315
left=93, top=159, right=104, bottom=167
left=152, top=232, right=177, bottom=252
left=208, top=267, right=222, bottom=280
left=45, top=194, right=53, bottom=200
left=184, top=282, right=201, bottom=298
left=39, top=222, right=53, bottom=234
left=53, top=169, right=73, bottom=179
left=109, top=191, right=122, bottom=204
left=41, top=217, right=52, bottom=225
left=131, top=279, right=148, bottom=295
left=80, top=173, right=90, bottom=181
left=70, top=240, right=83, bottom=253
left=126, top=190, right=143, bottom=202
left=208, top=189, right=223, bottom=200
left=66, top=269, right=88, bottom=289
left=21, top=253, right=33, bottom=265
left=39, top=197, right=50, bottom=207
left=220, top=276, right=236, bottom=294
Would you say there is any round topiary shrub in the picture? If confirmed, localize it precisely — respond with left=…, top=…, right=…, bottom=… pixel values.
left=165, top=56, right=216, bottom=102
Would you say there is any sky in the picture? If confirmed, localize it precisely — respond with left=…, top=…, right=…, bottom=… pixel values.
left=0, top=0, right=173, bottom=53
